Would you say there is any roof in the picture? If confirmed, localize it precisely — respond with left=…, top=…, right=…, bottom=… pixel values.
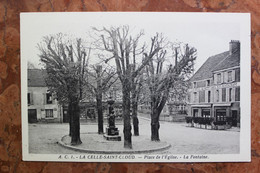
left=189, top=51, right=229, bottom=82
left=212, top=50, right=240, bottom=72
left=28, top=69, right=47, bottom=87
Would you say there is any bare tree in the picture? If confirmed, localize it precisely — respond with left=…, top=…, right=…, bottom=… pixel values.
left=93, top=26, right=161, bottom=148
left=38, top=33, right=88, bottom=145
left=86, top=64, right=117, bottom=134
left=130, top=69, right=144, bottom=136
left=146, top=43, right=197, bottom=141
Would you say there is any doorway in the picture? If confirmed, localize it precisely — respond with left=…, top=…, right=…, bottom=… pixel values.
left=231, top=110, right=238, bottom=127
left=28, top=109, right=37, bottom=123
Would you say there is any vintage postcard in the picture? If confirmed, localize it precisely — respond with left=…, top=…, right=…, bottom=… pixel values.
left=21, top=12, right=251, bottom=162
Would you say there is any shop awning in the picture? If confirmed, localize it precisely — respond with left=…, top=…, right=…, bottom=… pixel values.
left=191, top=105, right=211, bottom=108
left=213, top=103, right=232, bottom=107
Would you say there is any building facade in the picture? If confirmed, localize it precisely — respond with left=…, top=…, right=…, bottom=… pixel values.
left=28, top=69, right=63, bottom=123
left=187, top=40, right=240, bottom=127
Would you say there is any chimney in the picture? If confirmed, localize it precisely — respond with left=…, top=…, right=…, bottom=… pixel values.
left=229, top=40, right=240, bottom=55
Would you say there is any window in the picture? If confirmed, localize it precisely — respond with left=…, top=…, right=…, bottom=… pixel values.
left=202, top=109, right=210, bottom=118
left=45, top=109, right=53, bottom=118
left=217, top=74, right=221, bottom=84
left=222, top=88, right=226, bottom=102
left=216, top=109, right=226, bottom=121
left=216, top=90, right=219, bottom=102
left=187, top=93, right=191, bottom=103
left=206, top=80, right=210, bottom=86
left=235, top=87, right=240, bottom=101
left=28, top=93, right=33, bottom=105
left=199, top=91, right=205, bottom=103
left=229, top=88, right=232, bottom=102
left=228, top=71, right=232, bottom=82
left=46, top=93, right=53, bottom=104
left=193, top=109, right=198, bottom=117
left=194, top=92, right=198, bottom=103
left=193, top=82, right=197, bottom=88
left=208, top=91, right=211, bottom=103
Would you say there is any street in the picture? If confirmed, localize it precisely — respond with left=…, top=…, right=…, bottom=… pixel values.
left=29, top=114, right=239, bottom=154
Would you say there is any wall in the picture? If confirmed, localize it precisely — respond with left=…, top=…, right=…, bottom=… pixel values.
left=28, top=87, right=62, bottom=123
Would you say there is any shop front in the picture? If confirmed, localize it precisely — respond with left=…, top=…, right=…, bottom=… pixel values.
left=191, top=105, right=212, bottom=117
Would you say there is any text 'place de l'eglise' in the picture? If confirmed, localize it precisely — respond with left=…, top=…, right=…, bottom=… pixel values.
left=27, top=40, right=240, bottom=130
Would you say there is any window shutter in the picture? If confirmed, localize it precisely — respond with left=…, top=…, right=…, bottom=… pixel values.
left=205, top=90, right=208, bottom=103
left=232, top=88, right=235, bottom=101
left=191, top=92, right=194, bottom=103
left=41, top=109, right=46, bottom=118
left=43, top=93, right=46, bottom=104
left=53, top=109, right=58, bottom=118
left=220, top=73, right=224, bottom=83
left=219, top=89, right=222, bottom=102
left=30, top=92, right=34, bottom=105
left=214, top=74, right=217, bottom=84
left=224, top=72, right=228, bottom=83
left=226, top=88, right=229, bottom=102
left=232, top=70, right=236, bottom=82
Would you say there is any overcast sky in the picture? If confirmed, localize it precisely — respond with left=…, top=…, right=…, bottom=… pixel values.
left=21, top=12, right=242, bottom=72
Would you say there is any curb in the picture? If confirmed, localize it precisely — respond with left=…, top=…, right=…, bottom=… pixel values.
left=58, top=135, right=171, bottom=154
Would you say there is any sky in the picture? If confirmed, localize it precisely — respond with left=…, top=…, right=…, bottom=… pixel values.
left=21, top=12, right=241, bottom=73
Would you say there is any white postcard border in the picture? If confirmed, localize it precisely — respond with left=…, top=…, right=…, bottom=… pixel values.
left=21, top=12, right=251, bottom=162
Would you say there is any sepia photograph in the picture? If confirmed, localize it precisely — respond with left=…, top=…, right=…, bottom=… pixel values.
left=21, top=12, right=251, bottom=162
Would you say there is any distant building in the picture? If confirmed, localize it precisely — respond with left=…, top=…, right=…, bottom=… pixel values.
left=138, top=81, right=188, bottom=122
left=62, top=79, right=123, bottom=122
left=187, top=40, right=240, bottom=127
left=27, top=69, right=63, bottom=123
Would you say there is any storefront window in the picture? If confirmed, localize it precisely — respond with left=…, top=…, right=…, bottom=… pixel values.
left=193, top=109, right=198, bottom=117
left=216, top=109, right=226, bottom=121
left=202, top=109, right=210, bottom=118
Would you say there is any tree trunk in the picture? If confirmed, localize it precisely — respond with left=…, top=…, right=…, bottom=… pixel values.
left=122, top=80, right=132, bottom=149
left=70, top=100, right=82, bottom=145
left=132, top=101, right=139, bottom=136
left=68, top=104, right=72, bottom=136
left=96, top=92, right=104, bottom=134
left=151, top=106, right=160, bottom=141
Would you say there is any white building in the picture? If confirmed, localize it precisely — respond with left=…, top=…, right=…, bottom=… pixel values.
left=27, top=69, right=63, bottom=123
left=187, top=40, right=240, bottom=127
